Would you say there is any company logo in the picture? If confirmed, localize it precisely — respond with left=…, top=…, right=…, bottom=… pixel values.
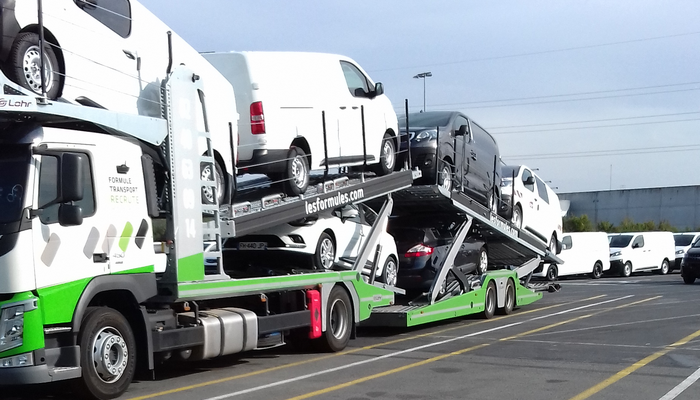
left=0, top=98, right=33, bottom=108
left=304, top=188, right=365, bottom=215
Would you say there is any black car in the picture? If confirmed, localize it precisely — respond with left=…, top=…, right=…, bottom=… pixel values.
left=399, top=111, right=502, bottom=210
left=388, top=215, right=488, bottom=291
left=681, top=239, right=700, bottom=284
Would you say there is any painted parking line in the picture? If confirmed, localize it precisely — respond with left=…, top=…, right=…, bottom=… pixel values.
left=659, top=366, right=700, bottom=400
left=127, top=295, right=606, bottom=400
left=568, top=327, right=700, bottom=400
left=197, top=296, right=632, bottom=400
left=282, top=295, right=655, bottom=400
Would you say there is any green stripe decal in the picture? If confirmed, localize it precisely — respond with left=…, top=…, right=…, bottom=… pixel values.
left=177, top=252, right=205, bottom=282
left=37, top=277, right=91, bottom=324
left=119, top=222, right=134, bottom=252
left=112, top=265, right=155, bottom=275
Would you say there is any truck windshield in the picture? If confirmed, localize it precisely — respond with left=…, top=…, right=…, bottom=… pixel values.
left=609, top=235, right=633, bottom=248
left=0, top=145, right=30, bottom=225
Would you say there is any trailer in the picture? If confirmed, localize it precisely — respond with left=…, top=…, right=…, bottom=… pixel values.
left=0, top=51, right=559, bottom=400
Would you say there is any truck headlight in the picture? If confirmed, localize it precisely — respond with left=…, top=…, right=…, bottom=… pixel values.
left=610, top=251, right=622, bottom=257
left=0, top=305, right=25, bottom=352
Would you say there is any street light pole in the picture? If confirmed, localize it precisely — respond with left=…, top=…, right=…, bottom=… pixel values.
left=413, top=71, right=432, bottom=112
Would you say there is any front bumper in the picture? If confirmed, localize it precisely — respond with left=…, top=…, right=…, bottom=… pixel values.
left=407, top=147, right=439, bottom=184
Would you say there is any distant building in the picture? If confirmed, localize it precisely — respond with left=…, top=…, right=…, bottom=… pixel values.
left=558, top=185, right=700, bottom=231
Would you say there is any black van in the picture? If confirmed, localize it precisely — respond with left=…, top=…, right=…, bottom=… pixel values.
left=399, top=111, right=502, bottom=211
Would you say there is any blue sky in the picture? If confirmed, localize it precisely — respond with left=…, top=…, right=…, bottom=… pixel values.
left=140, top=0, right=700, bottom=193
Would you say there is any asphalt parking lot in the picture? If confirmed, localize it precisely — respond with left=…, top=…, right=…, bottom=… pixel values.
left=7, top=273, right=700, bottom=400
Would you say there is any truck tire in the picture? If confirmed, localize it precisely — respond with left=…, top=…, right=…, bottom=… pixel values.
left=77, top=307, right=136, bottom=400
left=6, top=32, right=61, bottom=99
left=282, top=147, right=309, bottom=196
left=319, top=286, right=353, bottom=352
left=497, top=279, right=515, bottom=315
left=482, top=281, right=496, bottom=319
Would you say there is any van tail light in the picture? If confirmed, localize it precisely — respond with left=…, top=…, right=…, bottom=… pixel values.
left=307, top=290, right=322, bottom=339
left=405, top=244, right=434, bottom=258
left=250, top=101, right=265, bottom=134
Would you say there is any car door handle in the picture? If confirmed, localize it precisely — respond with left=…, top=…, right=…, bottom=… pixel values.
left=340, top=106, right=347, bottom=110
left=93, top=253, right=109, bottom=263
left=470, top=150, right=477, bottom=160
left=352, top=106, right=359, bottom=109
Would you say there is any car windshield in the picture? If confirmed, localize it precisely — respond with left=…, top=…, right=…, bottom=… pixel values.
left=399, top=112, right=451, bottom=128
left=501, top=166, right=519, bottom=179
left=609, top=235, right=633, bottom=248
left=692, top=239, right=700, bottom=249
left=0, top=145, right=31, bottom=225
left=674, top=235, right=696, bottom=246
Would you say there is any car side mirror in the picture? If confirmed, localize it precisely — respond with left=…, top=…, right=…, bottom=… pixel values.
left=373, top=82, right=384, bottom=97
left=632, top=243, right=639, bottom=249
left=354, top=87, right=367, bottom=97
left=562, top=243, right=569, bottom=250
left=524, top=176, right=535, bottom=185
left=455, top=125, right=468, bottom=136
left=340, top=207, right=359, bottom=223
left=58, top=204, right=83, bottom=226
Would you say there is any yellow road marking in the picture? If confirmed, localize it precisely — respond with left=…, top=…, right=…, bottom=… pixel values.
left=569, top=326, right=700, bottom=400
left=287, top=311, right=595, bottom=400
left=127, top=294, right=605, bottom=400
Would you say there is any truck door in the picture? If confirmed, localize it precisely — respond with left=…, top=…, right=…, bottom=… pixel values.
left=33, top=151, right=107, bottom=291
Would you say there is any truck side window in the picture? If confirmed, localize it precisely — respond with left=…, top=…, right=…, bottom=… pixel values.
left=340, top=61, right=371, bottom=97
left=535, top=177, right=550, bottom=204
left=38, top=153, right=96, bottom=225
left=74, top=0, right=132, bottom=38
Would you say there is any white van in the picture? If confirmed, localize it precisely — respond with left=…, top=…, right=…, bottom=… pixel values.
left=203, top=51, right=399, bottom=196
left=673, top=232, right=700, bottom=272
left=608, top=231, right=675, bottom=277
left=535, top=232, right=610, bottom=280
left=0, top=1, right=238, bottom=204
left=500, top=165, right=563, bottom=254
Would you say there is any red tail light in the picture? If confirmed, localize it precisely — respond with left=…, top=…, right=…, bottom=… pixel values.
left=405, top=244, right=434, bottom=258
left=307, top=290, right=322, bottom=339
left=250, top=101, right=265, bottom=134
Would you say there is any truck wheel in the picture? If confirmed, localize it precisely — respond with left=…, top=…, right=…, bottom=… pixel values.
left=546, top=265, right=558, bottom=281
left=482, top=281, right=496, bottom=319
left=77, top=307, right=136, bottom=400
left=319, top=287, right=353, bottom=352
left=379, top=256, right=398, bottom=286
left=282, top=147, right=309, bottom=196
left=621, top=261, right=632, bottom=277
left=591, top=261, right=603, bottom=279
left=497, top=279, right=515, bottom=315
left=658, top=260, right=669, bottom=275
left=6, top=32, right=61, bottom=99
left=374, top=133, right=395, bottom=176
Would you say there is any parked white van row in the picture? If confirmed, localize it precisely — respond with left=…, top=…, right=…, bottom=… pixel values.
left=608, top=231, right=675, bottom=277
left=534, top=232, right=610, bottom=280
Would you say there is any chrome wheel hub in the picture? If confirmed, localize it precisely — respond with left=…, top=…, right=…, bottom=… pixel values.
left=91, top=326, right=128, bottom=383
left=329, top=298, right=348, bottom=339
left=382, top=140, right=395, bottom=169
left=291, top=155, right=307, bottom=188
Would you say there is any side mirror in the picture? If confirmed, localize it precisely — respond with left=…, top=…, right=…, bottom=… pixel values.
left=455, top=125, right=468, bottom=136
left=354, top=88, right=367, bottom=97
left=524, top=176, right=535, bottom=185
left=374, top=82, right=384, bottom=97
left=339, top=207, right=359, bottom=222
left=562, top=243, right=569, bottom=250
left=61, top=153, right=85, bottom=202
left=632, top=243, right=640, bottom=249
left=58, top=204, right=83, bottom=226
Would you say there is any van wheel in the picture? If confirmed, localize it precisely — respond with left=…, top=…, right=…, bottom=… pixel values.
left=76, top=307, right=136, bottom=400
left=380, top=256, right=399, bottom=286
left=548, top=234, right=558, bottom=255
left=621, top=261, right=632, bottom=277
left=438, top=160, right=452, bottom=191
left=374, top=134, right=395, bottom=176
left=497, top=279, right=515, bottom=315
left=482, top=281, right=496, bottom=319
left=546, top=265, right=558, bottom=281
left=283, top=147, right=309, bottom=196
left=591, top=261, right=603, bottom=279
left=512, top=205, right=523, bottom=230
left=201, top=160, right=227, bottom=205
left=477, top=247, right=488, bottom=275
left=6, top=32, right=61, bottom=99
left=657, top=259, right=669, bottom=275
